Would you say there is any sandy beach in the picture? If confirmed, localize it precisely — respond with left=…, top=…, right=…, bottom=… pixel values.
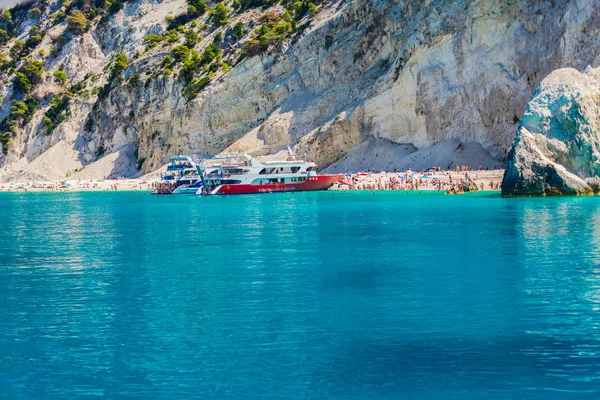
left=0, top=178, right=154, bottom=192
left=0, top=169, right=504, bottom=193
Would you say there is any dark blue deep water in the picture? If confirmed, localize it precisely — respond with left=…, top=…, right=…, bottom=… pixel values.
left=2, top=191, right=600, bottom=399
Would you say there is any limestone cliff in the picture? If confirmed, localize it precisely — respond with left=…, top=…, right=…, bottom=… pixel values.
left=502, top=66, right=600, bottom=196
left=0, top=0, right=599, bottom=181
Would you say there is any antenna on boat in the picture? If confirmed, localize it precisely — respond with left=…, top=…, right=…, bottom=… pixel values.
left=287, top=146, right=297, bottom=162
left=196, top=164, right=208, bottom=194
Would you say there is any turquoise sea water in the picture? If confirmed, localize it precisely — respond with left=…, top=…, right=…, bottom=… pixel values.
left=2, top=191, right=600, bottom=398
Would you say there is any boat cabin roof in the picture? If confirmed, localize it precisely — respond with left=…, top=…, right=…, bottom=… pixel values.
left=170, top=155, right=194, bottom=163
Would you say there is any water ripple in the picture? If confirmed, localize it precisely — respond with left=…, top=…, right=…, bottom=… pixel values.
left=2, top=192, right=600, bottom=398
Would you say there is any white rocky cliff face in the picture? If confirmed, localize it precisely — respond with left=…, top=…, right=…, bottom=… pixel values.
left=1, top=0, right=599, bottom=180
left=502, top=66, right=600, bottom=196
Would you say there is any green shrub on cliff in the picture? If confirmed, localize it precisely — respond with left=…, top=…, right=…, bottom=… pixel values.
left=89, top=7, right=103, bottom=19
left=110, top=53, right=128, bottom=79
left=209, top=2, right=230, bottom=26
left=232, top=22, right=244, bottom=39
left=0, top=10, right=15, bottom=44
left=0, top=52, right=10, bottom=71
left=167, top=31, right=180, bottom=43
left=67, top=10, right=87, bottom=34
left=203, top=43, right=221, bottom=62
left=184, top=29, right=199, bottom=47
left=14, top=72, right=31, bottom=92
left=187, top=0, right=207, bottom=17
left=238, top=0, right=278, bottom=7
left=48, top=11, right=66, bottom=22
left=28, top=8, right=42, bottom=19
left=10, top=101, right=30, bottom=121
left=0, top=98, right=37, bottom=153
left=144, top=33, right=163, bottom=49
left=25, top=25, right=45, bottom=50
left=161, top=54, right=174, bottom=68
left=23, top=60, right=46, bottom=84
left=128, top=73, right=141, bottom=88
left=10, top=40, right=24, bottom=59
left=14, top=59, right=44, bottom=93
left=172, top=45, right=190, bottom=61
left=53, top=70, right=68, bottom=86
left=180, top=50, right=202, bottom=82
left=242, top=12, right=292, bottom=56
left=109, top=1, right=125, bottom=14
left=0, top=29, right=9, bottom=44
left=43, top=92, right=71, bottom=133
left=183, top=76, right=210, bottom=100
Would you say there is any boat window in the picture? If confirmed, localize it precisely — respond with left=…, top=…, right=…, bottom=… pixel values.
left=306, top=166, right=315, bottom=172
left=221, top=179, right=242, bottom=184
left=223, top=168, right=247, bottom=175
left=259, top=168, right=267, bottom=175
left=291, top=166, right=300, bottom=173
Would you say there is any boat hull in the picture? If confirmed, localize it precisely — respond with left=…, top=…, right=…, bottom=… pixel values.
left=211, top=175, right=343, bottom=195
left=172, top=183, right=202, bottom=195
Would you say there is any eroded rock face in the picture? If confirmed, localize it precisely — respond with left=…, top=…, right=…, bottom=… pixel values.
left=501, top=67, right=600, bottom=196
left=2, top=0, right=600, bottom=180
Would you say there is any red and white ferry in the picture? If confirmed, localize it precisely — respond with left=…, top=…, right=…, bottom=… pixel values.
left=196, top=153, right=342, bottom=195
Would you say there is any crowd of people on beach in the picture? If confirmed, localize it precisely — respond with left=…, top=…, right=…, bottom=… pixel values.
left=335, top=165, right=502, bottom=193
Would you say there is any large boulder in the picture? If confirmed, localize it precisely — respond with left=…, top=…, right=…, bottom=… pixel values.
left=502, top=67, right=600, bottom=196
left=462, top=181, right=479, bottom=193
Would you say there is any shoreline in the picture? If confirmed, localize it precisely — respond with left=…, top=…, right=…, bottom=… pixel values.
left=0, top=179, right=154, bottom=193
left=0, top=169, right=505, bottom=193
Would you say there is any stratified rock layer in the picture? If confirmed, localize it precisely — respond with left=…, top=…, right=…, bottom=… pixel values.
left=502, top=67, right=600, bottom=196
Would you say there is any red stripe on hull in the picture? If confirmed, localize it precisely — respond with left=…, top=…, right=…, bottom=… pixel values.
left=214, top=175, right=343, bottom=195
